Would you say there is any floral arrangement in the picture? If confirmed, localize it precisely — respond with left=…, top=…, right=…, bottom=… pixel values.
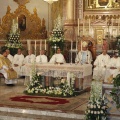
left=5, top=19, right=22, bottom=55
left=110, top=74, right=120, bottom=108
left=48, top=15, right=64, bottom=50
left=24, top=63, right=75, bottom=97
left=24, top=75, right=75, bottom=97
left=85, top=80, right=108, bottom=120
left=5, top=32, right=22, bottom=49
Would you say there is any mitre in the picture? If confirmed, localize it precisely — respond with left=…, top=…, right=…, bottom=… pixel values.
left=82, top=41, right=88, bottom=47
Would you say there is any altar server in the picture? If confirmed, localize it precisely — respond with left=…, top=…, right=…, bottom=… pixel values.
left=12, top=48, right=24, bottom=76
left=75, top=41, right=92, bottom=64
left=49, top=48, right=66, bottom=63
left=0, top=46, right=17, bottom=85
left=36, top=49, right=48, bottom=63
left=104, top=51, right=120, bottom=83
left=93, top=48, right=110, bottom=80
left=6, top=49, right=13, bottom=63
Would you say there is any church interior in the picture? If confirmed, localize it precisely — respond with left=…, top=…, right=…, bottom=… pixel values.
left=0, top=0, right=120, bottom=120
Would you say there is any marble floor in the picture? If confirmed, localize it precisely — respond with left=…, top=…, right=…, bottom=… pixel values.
left=0, top=78, right=88, bottom=120
left=0, top=78, right=120, bottom=120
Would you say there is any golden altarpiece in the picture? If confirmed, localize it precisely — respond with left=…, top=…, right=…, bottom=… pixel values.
left=60, top=0, right=120, bottom=60
left=0, top=0, right=47, bottom=42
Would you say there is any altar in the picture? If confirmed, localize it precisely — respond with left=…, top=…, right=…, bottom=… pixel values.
left=24, top=63, right=92, bottom=89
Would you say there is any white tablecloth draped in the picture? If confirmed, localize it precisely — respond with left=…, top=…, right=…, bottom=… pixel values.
left=24, top=63, right=92, bottom=78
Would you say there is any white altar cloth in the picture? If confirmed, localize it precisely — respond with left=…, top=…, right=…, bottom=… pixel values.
left=24, top=63, right=92, bottom=78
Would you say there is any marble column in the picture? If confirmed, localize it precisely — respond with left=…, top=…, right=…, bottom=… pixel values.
left=67, top=0, right=74, bottom=21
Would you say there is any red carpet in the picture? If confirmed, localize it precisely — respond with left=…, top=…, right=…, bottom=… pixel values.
left=0, top=92, right=88, bottom=112
left=10, top=96, right=69, bottom=105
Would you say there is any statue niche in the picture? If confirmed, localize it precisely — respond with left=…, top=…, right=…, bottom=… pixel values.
left=18, top=14, right=26, bottom=31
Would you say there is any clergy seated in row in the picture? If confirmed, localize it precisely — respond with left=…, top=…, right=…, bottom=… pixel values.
left=75, top=41, right=92, bottom=64
left=6, top=49, right=13, bottom=63
left=93, top=48, right=110, bottom=81
left=20, top=50, right=36, bottom=76
left=49, top=48, right=66, bottom=64
left=12, top=48, right=24, bottom=77
left=0, top=46, right=17, bottom=85
left=36, top=49, right=48, bottom=63
left=104, top=51, right=120, bottom=83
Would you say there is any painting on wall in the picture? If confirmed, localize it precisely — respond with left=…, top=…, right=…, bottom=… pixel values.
left=18, top=14, right=26, bottom=31
left=98, top=0, right=109, bottom=6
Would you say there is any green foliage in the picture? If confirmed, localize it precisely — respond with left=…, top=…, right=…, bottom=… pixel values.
left=110, top=74, right=120, bottom=108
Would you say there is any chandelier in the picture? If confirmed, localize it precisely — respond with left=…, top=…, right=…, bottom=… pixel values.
left=44, top=0, right=58, bottom=4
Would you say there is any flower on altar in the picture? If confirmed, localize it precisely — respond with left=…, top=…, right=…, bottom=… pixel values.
left=24, top=63, right=75, bottom=97
left=24, top=76, right=75, bottom=97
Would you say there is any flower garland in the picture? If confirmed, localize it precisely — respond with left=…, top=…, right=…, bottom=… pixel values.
left=85, top=80, right=108, bottom=120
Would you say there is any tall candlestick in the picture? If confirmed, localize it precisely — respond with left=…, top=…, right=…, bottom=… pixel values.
left=45, top=40, right=46, bottom=50
left=78, top=18, right=80, bottom=36
left=83, top=20, right=84, bottom=36
left=35, top=40, right=36, bottom=50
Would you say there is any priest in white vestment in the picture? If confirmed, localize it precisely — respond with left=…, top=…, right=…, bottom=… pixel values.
left=49, top=48, right=66, bottom=63
left=93, top=48, right=110, bottom=80
left=75, top=41, right=92, bottom=64
left=12, top=48, right=24, bottom=77
left=0, top=46, right=17, bottom=85
left=36, top=50, right=48, bottom=63
left=104, top=51, right=120, bottom=83
left=20, top=50, right=36, bottom=76
left=6, top=49, right=13, bottom=63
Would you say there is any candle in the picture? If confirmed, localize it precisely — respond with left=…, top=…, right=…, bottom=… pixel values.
left=17, top=17, right=18, bottom=29
left=78, top=18, right=80, bottom=36
left=35, top=40, right=36, bottom=50
left=27, top=40, right=31, bottom=50
left=71, top=40, right=73, bottom=50
left=45, top=40, right=46, bottom=50
left=117, top=19, right=119, bottom=36
left=76, top=40, right=78, bottom=50
left=81, top=40, right=82, bottom=51
left=111, top=18, right=113, bottom=36
left=40, top=40, right=42, bottom=50
left=89, top=18, right=90, bottom=35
